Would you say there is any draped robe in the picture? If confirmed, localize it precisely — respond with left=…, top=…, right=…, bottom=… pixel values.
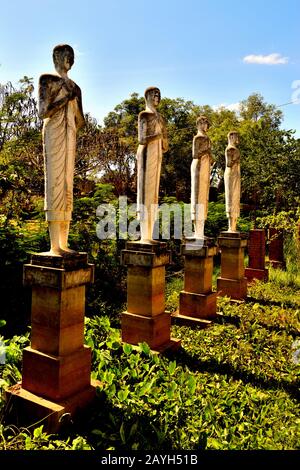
left=136, top=110, right=168, bottom=240
left=39, top=74, right=84, bottom=221
left=191, top=134, right=212, bottom=226
left=224, top=146, right=240, bottom=219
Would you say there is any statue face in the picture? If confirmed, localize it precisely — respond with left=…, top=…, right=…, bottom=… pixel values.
left=229, top=133, right=239, bottom=145
left=146, top=89, right=161, bottom=108
left=197, top=120, right=209, bottom=133
left=54, top=51, right=73, bottom=73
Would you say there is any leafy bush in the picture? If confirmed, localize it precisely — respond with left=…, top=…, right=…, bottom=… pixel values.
left=0, top=225, right=300, bottom=450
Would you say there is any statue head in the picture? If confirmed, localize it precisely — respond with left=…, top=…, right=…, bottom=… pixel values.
left=196, top=115, right=210, bottom=133
left=228, top=130, right=239, bottom=146
left=144, top=86, right=161, bottom=108
left=53, top=44, right=75, bottom=73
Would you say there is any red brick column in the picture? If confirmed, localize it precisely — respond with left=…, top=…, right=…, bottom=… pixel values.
left=245, top=229, right=268, bottom=281
left=269, top=228, right=285, bottom=269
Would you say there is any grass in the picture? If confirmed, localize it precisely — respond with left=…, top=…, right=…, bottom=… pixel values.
left=0, top=266, right=300, bottom=450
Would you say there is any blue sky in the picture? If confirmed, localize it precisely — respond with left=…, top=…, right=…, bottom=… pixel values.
left=1, top=0, right=299, bottom=135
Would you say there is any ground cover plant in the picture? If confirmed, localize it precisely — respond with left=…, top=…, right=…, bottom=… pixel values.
left=0, top=268, right=299, bottom=450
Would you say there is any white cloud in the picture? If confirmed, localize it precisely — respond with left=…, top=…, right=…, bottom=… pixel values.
left=213, top=102, right=241, bottom=112
left=226, top=102, right=241, bottom=112
left=243, top=53, right=289, bottom=65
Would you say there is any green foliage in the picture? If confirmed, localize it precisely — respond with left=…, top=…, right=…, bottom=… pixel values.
left=0, top=333, right=30, bottom=405
left=1, top=80, right=300, bottom=451
left=165, top=276, right=183, bottom=312
left=257, top=210, right=299, bottom=234
left=1, top=273, right=300, bottom=450
left=83, top=293, right=300, bottom=450
left=0, top=425, right=91, bottom=450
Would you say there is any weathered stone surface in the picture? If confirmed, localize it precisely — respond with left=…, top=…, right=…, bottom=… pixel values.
left=31, top=284, right=85, bottom=355
left=137, top=87, right=168, bottom=242
left=247, top=229, right=266, bottom=270
left=245, top=229, right=268, bottom=282
left=6, top=254, right=95, bottom=432
left=121, top=250, right=170, bottom=268
left=220, top=247, right=245, bottom=280
left=217, top=277, right=247, bottom=300
left=127, top=265, right=165, bottom=316
left=176, top=240, right=217, bottom=323
left=224, top=131, right=241, bottom=232
left=24, top=264, right=94, bottom=289
left=126, top=241, right=167, bottom=252
left=181, top=239, right=217, bottom=258
left=218, top=236, right=248, bottom=249
left=179, top=291, right=217, bottom=319
left=191, top=116, right=213, bottom=240
left=22, top=346, right=92, bottom=401
left=121, top=311, right=180, bottom=351
left=217, top=233, right=247, bottom=299
left=122, top=241, right=170, bottom=267
left=121, top=244, right=179, bottom=350
left=219, top=231, right=247, bottom=239
left=5, top=379, right=99, bottom=433
left=245, top=267, right=269, bottom=282
left=31, top=252, right=88, bottom=270
left=39, top=44, right=85, bottom=254
left=269, top=228, right=285, bottom=268
left=183, top=255, right=215, bottom=294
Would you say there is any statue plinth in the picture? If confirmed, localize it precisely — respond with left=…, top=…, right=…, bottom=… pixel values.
left=121, top=241, right=180, bottom=352
left=172, top=238, right=217, bottom=327
left=5, top=252, right=99, bottom=432
left=217, top=232, right=247, bottom=300
left=245, top=229, right=268, bottom=282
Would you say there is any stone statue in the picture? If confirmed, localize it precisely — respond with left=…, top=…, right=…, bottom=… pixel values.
left=224, top=131, right=241, bottom=232
left=38, top=44, right=85, bottom=255
left=136, top=87, right=168, bottom=242
left=191, top=115, right=213, bottom=240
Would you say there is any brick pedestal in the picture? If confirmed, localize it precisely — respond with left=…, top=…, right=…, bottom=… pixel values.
left=121, top=242, right=180, bottom=352
left=245, top=229, right=268, bottom=282
left=5, top=252, right=98, bottom=431
left=269, top=228, right=285, bottom=269
left=171, top=239, right=217, bottom=328
left=217, top=232, right=247, bottom=300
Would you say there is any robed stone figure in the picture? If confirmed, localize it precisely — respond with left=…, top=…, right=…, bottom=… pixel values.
left=224, top=131, right=241, bottom=232
left=136, top=87, right=168, bottom=242
left=191, top=116, right=213, bottom=240
left=39, top=44, right=85, bottom=254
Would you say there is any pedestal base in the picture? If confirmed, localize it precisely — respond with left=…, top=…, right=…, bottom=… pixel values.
left=179, top=291, right=217, bottom=319
left=217, top=277, right=247, bottom=300
left=177, top=239, right=217, bottom=325
left=5, top=379, right=100, bottom=433
left=245, top=267, right=269, bottom=282
left=217, top=232, right=248, bottom=300
left=22, top=346, right=92, bottom=401
left=5, top=252, right=96, bottom=433
left=121, top=311, right=181, bottom=353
